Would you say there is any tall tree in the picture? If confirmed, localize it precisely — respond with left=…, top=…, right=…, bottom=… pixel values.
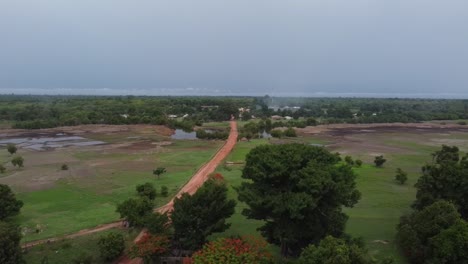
left=0, top=222, right=24, bottom=264
left=171, top=177, right=236, bottom=250
left=237, top=144, right=361, bottom=257
left=0, top=184, right=23, bottom=220
left=413, top=145, right=468, bottom=218
left=429, top=220, right=468, bottom=263
left=397, top=200, right=461, bottom=263
left=143, top=212, right=170, bottom=235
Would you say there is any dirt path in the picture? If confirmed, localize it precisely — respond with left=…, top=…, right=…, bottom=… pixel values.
left=21, top=222, right=123, bottom=249
left=116, top=121, right=238, bottom=264
left=22, top=121, right=238, bottom=263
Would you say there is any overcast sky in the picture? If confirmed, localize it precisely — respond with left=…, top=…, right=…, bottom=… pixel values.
left=1, top=0, right=467, bottom=97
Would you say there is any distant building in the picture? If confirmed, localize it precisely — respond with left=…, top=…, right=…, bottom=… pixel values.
left=120, top=114, right=129, bottom=119
left=271, top=115, right=283, bottom=120
left=284, top=116, right=293, bottom=120
left=168, top=114, right=178, bottom=119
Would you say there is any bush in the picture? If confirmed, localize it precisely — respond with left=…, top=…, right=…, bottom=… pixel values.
left=11, top=156, right=24, bottom=168
left=0, top=164, right=5, bottom=173
left=395, top=168, right=408, bottom=185
left=192, top=236, right=271, bottom=264
left=136, top=183, right=157, bottom=200
left=374, top=155, right=386, bottom=167
left=160, top=186, right=168, bottom=197
left=283, top=127, right=297, bottom=137
left=457, top=121, right=467, bottom=125
left=344, top=156, right=354, bottom=166
left=7, top=144, right=17, bottom=155
left=355, top=160, right=363, bottom=167
left=270, top=129, right=283, bottom=138
left=61, top=164, right=69, bottom=170
left=98, top=232, right=125, bottom=261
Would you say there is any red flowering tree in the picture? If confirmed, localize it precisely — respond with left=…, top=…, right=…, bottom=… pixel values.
left=128, top=233, right=170, bottom=263
left=192, top=236, right=272, bottom=264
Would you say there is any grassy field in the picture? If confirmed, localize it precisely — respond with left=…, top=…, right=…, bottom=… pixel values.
left=0, top=131, right=222, bottom=242
left=209, top=128, right=468, bottom=263
left=23, top=228, right=140, bottom=264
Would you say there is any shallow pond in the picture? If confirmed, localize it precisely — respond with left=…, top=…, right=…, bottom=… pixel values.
left=171, top=129, right=197, bottom=140
left=0, top=136, right=105, bottom=151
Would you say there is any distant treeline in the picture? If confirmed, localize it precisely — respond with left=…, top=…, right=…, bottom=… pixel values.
left=1, top=95, right=468, bottom=130
left=0, top=95, right=249, bottom=129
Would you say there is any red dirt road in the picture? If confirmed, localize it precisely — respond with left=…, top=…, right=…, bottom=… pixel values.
left=157, top=120, right=238, bottom=214
left=116, top=121, right=238, bottom=264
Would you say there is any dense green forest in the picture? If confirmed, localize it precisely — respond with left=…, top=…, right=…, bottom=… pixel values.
left=1, top=95, right=468, bottom=129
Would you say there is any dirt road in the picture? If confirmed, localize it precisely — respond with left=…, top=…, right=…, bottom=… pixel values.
left=157, top=120, right=238, bottom=214
left=116, top=121, right=238, bottom=264
left=22, top=121, right=238, bottom=263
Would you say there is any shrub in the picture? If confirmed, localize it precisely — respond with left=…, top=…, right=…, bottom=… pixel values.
left=344, top=156, right=354, bottom=166
left=61, top=164, right=69, bottom=170
left=11, top=156, right=24, bottom=168
left=7, top=144, right=17, bottom=155
left=160, top=186, right=168, bottom=197
left=128, top=234, right=170, bottom=262
left=270, top=130, right=283, bottom=138
left=374, top=155, right=386, bottom=167
left=0, top=164, right=6, bottom=173
left=98, top=232, right=125, bottom=261
left=355, top=159, right=363, bottom=167
left=395, top=168, right=408, bottom=185
left=192, top=236, right=271, bottom=264
left=283, top=127, right=297, bottom=137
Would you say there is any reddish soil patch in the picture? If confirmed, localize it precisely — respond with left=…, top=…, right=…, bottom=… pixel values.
left=297, top=122, right=468, bottom=136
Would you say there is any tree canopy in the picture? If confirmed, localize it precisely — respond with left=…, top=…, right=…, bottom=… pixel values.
left=171, top=176, right=236, bottom=250
left=237, top=144, right=360, bottom=257
left=0, top=184, right=23, bottom=220
left=413, top=145, right=468, bottom=218
left=116, top=197, right=153, bottom=227
left=397, top=200, right=461, bottom=263
left=0, top=222, right=24, bottom=264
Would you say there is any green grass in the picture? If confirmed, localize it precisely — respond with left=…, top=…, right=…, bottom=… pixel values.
left=202, top=121, right=231, bottom=128
left=23, top=228, right=140, bottom=264
left=209, top=131, right=463, bottom=263
left=16, top=140, right=223, bottom=242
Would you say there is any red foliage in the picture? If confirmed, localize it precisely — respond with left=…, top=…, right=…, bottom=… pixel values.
left=212, top=173, right=225, bottom=180
left=192, top=235, right=272, bottom=264
left=128, top=233, right=170, bottom=259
